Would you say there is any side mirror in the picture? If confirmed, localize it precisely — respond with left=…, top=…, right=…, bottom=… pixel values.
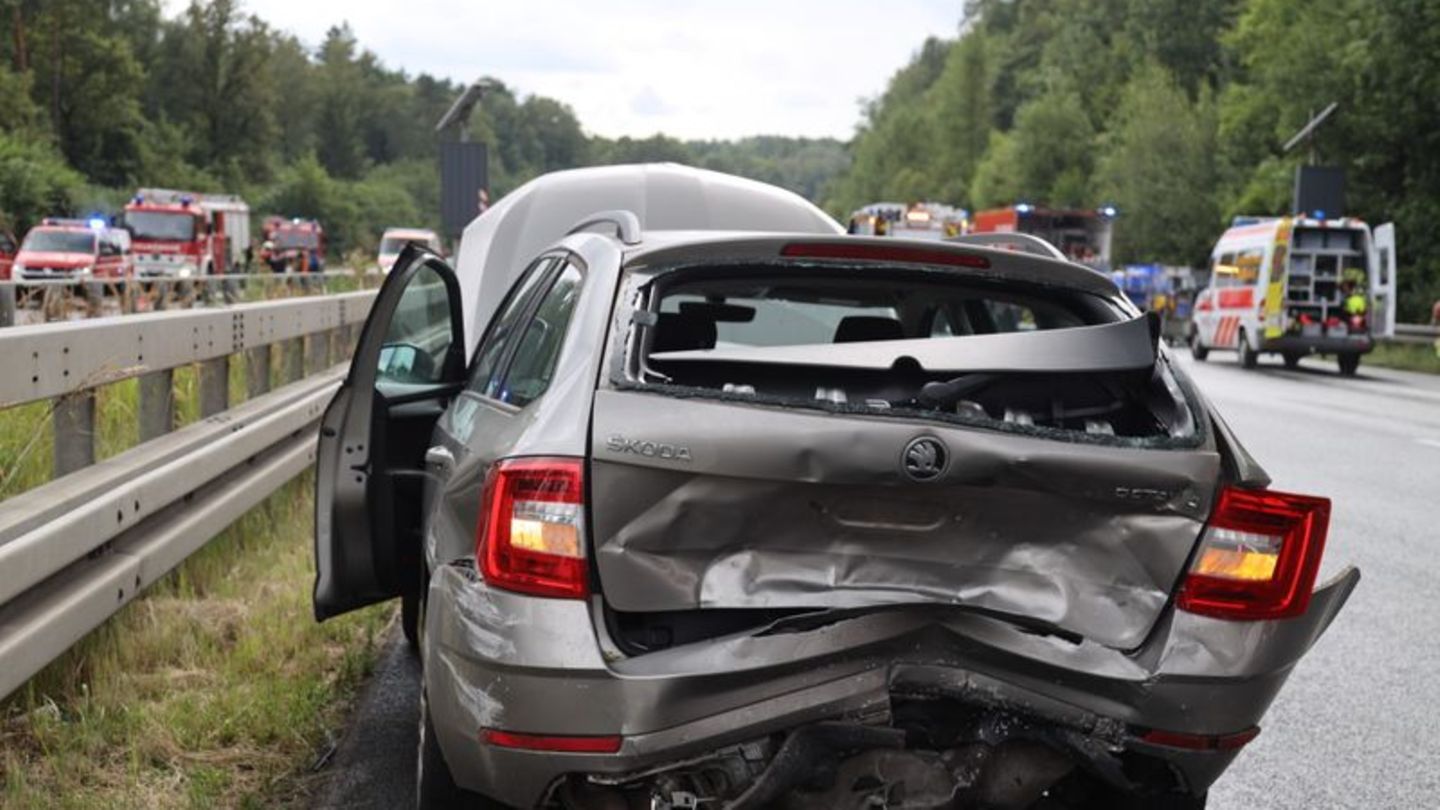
left=377, top=342, right=437, bottom=384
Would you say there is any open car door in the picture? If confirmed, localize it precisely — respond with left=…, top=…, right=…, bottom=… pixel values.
left=1372, top=222, right=1397, bottom=339
left=314, top=245, right=466, bottom=620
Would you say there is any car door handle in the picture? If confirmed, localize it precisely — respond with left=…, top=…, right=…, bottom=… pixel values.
left=424, top=446, right=455, bottom=473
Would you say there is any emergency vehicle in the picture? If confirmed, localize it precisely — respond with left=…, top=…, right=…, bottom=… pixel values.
left=377, top=227, right=443, bottom=274
left=970, top=204, right=1116, bottom=272
left=848, top=202, right=968, bottom=241
left=11, top=218, right=132, bottom=282
left=123, top=188, right=250, bottom=278
left=261, top=217, right=326, bottom=273
left=1189, top=215, right=1396, bottom=375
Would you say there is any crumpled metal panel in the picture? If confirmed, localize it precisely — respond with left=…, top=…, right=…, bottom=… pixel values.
left=590, top=389, right=1220, bottom=650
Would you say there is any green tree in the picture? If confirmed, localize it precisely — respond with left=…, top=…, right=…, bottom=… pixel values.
left=969, top=130, right=1021, bottom=209
left=29, top=1, right=148, bottom=185
left=0, top=130, right=85, bottom=231
left=1095, top=66, right=1220, bottom=265
left=313, top=25, right=367, bottom=179
left=1007, top=89, right=1094, bottom=207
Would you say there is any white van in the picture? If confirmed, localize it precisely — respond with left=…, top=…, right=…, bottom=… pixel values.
left=1190, top=215, right=1396, bottom=375
left=377, top=228, right=443, bottom=274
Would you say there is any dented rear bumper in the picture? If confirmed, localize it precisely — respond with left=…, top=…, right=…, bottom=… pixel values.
left=424, top=563, right=1359, bottom=808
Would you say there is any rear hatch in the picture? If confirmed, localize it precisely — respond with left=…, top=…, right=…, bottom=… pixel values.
left=589, top=241, right=1220, bottom=650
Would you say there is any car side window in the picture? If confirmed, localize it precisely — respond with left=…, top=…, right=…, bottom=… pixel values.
left=467, top=257, right=556, bottom=399
left=377, top=263, right=453, bottom=385
left=498, top=261, right=585, bottom=408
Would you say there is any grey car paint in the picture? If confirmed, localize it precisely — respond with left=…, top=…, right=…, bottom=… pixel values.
left=315, top=166, right=1357, bottom=809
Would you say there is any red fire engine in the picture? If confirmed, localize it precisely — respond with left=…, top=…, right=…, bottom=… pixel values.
left=260, top=217, right=326, bottom=273
left=123, top=188, right=250, bottom=279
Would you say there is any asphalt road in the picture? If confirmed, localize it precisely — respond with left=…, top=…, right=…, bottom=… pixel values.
left=314, top=349, right=1440, bottom=809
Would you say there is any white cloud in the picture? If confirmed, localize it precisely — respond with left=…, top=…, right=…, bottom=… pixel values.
left=169, top=0, right=962, bottom=140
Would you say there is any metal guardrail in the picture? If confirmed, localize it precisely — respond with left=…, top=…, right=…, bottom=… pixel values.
left=1390, top=323, right=1440, bottom=346
left=0, top=269, right=379, bottom=328
left=0, top=289, right=374, bottom=700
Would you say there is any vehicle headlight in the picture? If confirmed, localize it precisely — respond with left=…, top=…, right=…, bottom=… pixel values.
left=76, top=265, right=93, bottom=275
left=12, top=262, right=24, bottom=275
left=178, top=265, right=193, bottom=278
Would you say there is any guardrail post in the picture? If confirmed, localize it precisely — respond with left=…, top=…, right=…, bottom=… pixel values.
left=138, top=370, right=174, bottom=440
left=306, top=330, right=330, bottom=374
left=0, top=283, right=14, bottom=327
left=247, top=345, right=271, bottom=398
left=85, top=282, right=104, bottom=319
left=283, top=338, right=303, bottom=383
left=54, top=390, right=96, bottom=477
left=199, top=357, right=229, bottom=417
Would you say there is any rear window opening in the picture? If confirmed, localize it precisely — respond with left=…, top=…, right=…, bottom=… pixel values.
left=623, top=264, right=1198, bottom=444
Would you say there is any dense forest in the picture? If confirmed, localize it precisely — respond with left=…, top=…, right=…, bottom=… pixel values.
left=0, top=0, right=847, bottom=257
left=825, top=0, right=1440, bottom=319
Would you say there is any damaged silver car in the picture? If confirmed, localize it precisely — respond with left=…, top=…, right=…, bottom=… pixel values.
left=313, top=164, right=1358, bottom=809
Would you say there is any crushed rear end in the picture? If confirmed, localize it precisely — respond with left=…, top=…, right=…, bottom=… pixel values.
left=434, top=236, right=1358, bottom=809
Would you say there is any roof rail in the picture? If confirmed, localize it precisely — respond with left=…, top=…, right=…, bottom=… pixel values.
left=567, top=210, right=642, bottom=245
left=945, top=232, right=1067, bottom=262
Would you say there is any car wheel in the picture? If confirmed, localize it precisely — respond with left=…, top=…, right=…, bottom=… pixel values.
left=1237, top=330, right=1257, bottom=369
left=402, top=590, right=421, bottom=653
left=1338, top=353, right=1361, bottom=376
left=1189, top=329, right=1208, bottom=361
left=1282, top=352, right=1301, bottom=369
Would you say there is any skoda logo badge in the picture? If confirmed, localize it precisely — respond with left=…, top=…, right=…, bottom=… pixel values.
left=902, top=436, right=948, bottom=482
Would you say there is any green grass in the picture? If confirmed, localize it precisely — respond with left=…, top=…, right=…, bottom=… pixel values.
left=1366, top=341, right=1440, bottom=374
left=0, top=473, right=392, bottom=809
left=0, top=401, right=54, bottom=499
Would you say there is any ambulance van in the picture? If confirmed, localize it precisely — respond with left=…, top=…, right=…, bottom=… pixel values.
left=1189, top=215, right=1396, bottom=375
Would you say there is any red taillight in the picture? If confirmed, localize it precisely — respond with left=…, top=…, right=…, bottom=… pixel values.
left=1176, top=487, right=1330, bottom=621
left=477, top=457, right=589, bottom=599
left=780, top=241, right=991, bottom=268
left=482, top=729, right=622, bottom=753
left=1138, top=726, right=1260, bottom=751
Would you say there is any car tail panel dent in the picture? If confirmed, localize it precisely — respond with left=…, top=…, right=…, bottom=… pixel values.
left=588, top=389, right=1221, bottom=650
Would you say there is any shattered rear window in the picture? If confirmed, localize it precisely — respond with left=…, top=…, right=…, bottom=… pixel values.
left=623, top=264, right=1200, bottom=445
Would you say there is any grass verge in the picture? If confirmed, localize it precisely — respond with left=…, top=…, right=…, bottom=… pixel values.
left=1365, top=341, right=1440, bottom=374
left=0, top=472, right=393, bottom=809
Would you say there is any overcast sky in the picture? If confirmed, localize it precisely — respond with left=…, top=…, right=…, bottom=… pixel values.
left=167, top=1, right=962, bottom=140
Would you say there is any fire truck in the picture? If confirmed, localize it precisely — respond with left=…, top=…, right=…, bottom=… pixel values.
left=123, top=188, right=250, bottom=278
left=970, top=204, right=1116, bottom=272
left=1189, top=215, right=1397, bottom=375
left=261, top=217, right=326, bottom=273
left=848, top=202, right=968, bottom=241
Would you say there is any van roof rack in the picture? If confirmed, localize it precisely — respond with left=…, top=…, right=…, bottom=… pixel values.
left=567, top=210, right=642, bottom=245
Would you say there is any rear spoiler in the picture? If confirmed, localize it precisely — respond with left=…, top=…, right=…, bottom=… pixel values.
left=650, top=314, right=1158, bottom=374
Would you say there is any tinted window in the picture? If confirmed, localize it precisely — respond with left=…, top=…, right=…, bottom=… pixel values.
left=656, top=274, right=1083, bottom=350
left=467, top=257, right=556, bottom=399
left=499, top=263, right=584, bottom=407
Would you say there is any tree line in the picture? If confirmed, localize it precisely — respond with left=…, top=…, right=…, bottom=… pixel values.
left=823, top=0, right=1440, bottom=319
left=0, top=0, right=848, bottom=257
